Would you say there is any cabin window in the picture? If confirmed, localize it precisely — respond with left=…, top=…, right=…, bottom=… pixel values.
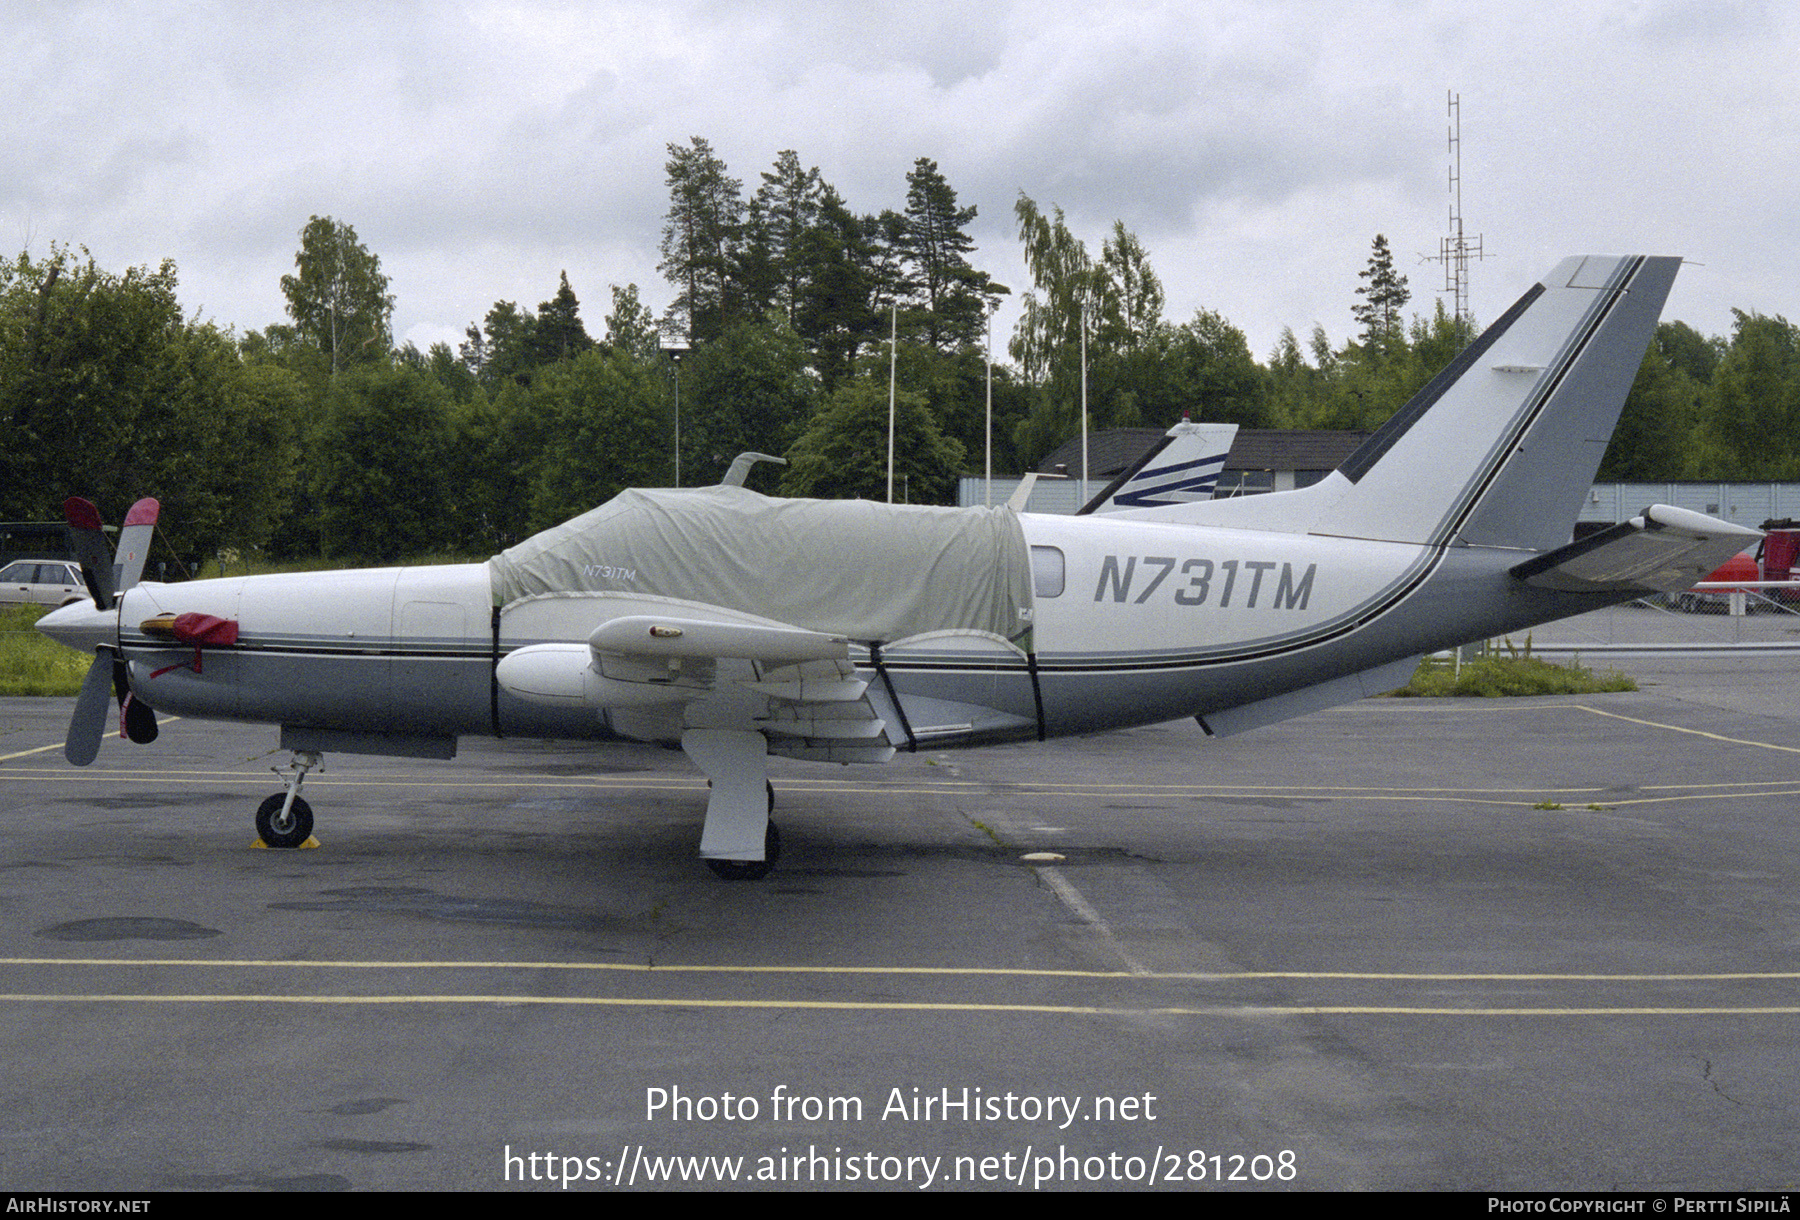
left=1031, top=545, right=1065, bottom=598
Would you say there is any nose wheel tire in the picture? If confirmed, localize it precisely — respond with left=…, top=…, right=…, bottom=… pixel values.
left=256, top=793, right=314, bottom=848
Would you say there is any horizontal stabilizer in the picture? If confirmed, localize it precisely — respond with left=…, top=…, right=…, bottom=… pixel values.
left=1510, top=505, right=1762, bottom=594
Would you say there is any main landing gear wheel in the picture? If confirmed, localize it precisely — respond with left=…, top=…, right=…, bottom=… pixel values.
left=703, top=781, right=779, bottom=881
left=255, top=793, right=314, bottom=848
left=706, top=820, right=780, bottom=881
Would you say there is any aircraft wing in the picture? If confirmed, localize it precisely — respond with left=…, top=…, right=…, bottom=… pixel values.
left=497, top=596, right=897, bottom=764
left=1510, top=504, right=1763, bottom=594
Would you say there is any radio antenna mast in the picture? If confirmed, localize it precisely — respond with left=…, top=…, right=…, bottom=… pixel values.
left=1431, top=90, right=1486, bottom=328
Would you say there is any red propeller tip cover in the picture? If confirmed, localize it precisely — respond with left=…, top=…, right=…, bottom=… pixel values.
left=123, top=498, right=160, bottom=527
left=64, top=498, right=103, bottom=531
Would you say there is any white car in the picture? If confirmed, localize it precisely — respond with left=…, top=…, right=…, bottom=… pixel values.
left=0, top=559, right=88, bottom=607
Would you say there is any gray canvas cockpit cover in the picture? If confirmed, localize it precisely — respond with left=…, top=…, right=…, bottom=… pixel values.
left=487, top=486, right=1033, bottom=644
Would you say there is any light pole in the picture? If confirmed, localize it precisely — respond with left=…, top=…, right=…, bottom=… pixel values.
left=662, top=339, right=689, bottom=487
left=984, top=299, right=993, bottom=507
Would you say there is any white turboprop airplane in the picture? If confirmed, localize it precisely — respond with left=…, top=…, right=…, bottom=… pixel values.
left=39, top=255, right=1760, bottom=879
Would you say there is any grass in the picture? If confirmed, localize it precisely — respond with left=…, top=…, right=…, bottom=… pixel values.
left=0, top=604, right=92, bottom=697
left=1391, top=637, right=1635, bottom=698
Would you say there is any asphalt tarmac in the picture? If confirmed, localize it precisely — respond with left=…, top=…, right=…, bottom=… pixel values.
left=2, top=647, right=1797, bottom=1191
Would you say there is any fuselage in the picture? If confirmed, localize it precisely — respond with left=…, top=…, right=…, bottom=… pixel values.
left=77, top=504, right=1611, bottom=756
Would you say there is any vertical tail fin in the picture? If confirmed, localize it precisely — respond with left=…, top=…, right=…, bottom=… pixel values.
left=1079, top=421, right=1239, bottom=514
left=1146, top=256, right=1681, bottom=551
left=1330, top=255, right=1679, bottom=549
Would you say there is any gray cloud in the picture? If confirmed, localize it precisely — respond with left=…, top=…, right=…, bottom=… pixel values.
left=5, top=0, right=1792, bottom=356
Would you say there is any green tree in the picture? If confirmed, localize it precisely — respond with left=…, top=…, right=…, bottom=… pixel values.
left=279, top=216, right=394, bottom=376
left=312, top=363, right=456, bottom=561
left=1009, top=195, right=1103, bottom=465
left=1352, top=234, right=1409, bottom=350
left=793, top=186, right=883, bottom=391
left=1704, top=311, right=1800, bottom=478
left=604, top=283, right=663, bottom=361
left=422, top=340, right=480, bottom=403
left=1099, top=223, right=1164, bottom=352
left=897, top=158, right=1005, bottom=350
left=461, top=299, right=535, bottom=389
left=739, top=150, right=823, bottom=327
left=0, top=247, right=299, bottom=558
left=680, top=314, right=816, bottom=488
left=1160, top=309, right=1268, bottom=428
left=1404, top=297, right=1476, bottom=378
left=660, top=136, right=745, bottom=344
left=1599, top=344, right=1698, bottom=480
left=0, top=248, right=180, bottom=517
left=524, top=346, right=673, bottom=528
left=143, top=325, right=303, bottom=559
left=1655, top=319, right=1724, bottom=385
left=457, top=274, right=594, bottom=391
left=1265, top=327, right=1318, bottom=428
left=780, top=378, right=964, bottom=504
left=1011, top=198, right=1199, bottom=464
left=526, top=271, right=594, bottom=367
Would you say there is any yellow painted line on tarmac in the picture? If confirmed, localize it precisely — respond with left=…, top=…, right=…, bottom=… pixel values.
left=2, top=992, right=1797, bottom=1018
left=1570, top=704, right=1800, bottom=756
left=1404, top=698, right=1800, bottom=760
left=0, top=767, right=1629, bottom=800
left=0, top=717, right=180, bottom=764
left=7, top=765, right=1797, bottom=809
left=0, top=771, right=1593, bottom=798
left=0, top=740, right=73, bottom=762
left=1582, top=788, right=1800, bottom=808
left=7, top=957, right=1800, bottom=983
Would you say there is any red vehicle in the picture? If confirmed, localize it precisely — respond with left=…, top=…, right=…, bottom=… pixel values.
left=1675, top=520, right=1800, bottom=611
left=1759, top=520, right=1800, bottom=604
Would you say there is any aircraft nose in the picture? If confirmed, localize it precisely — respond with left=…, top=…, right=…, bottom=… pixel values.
left=36, top=598, right=115, bottom=654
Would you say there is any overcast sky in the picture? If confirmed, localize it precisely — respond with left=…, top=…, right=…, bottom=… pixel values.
left=8, top=0, right=1796, bottom=365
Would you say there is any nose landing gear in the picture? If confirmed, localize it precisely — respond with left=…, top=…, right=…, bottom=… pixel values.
left=256, top=749, right=321, bottom=848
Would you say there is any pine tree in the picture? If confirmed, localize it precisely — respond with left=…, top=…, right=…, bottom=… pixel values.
left=1353, top=234, right=1410, bottom=347
left=659, top=136, right=744, bottom=345
left=740, top=150, right=823, bottom=327
left=897, top=158, right=1004, bottom=349
left=528, top=271, right=593, bottom=366
left=793, top=186, right=882, bottom=391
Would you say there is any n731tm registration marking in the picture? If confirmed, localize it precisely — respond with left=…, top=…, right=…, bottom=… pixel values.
left=1095, top=556, right=1317, bottom=610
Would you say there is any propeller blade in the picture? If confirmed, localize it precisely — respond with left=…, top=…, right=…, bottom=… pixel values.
left=66, top=654, right=114, bottom=766
left=59, top=495, right=161, bottom=760
left=115, top=498, right=160, bottom=594
left=63, top=497, right=115, bottom=610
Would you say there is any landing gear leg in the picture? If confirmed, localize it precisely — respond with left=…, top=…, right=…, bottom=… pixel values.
left=682, top=729, right=779, bottom=880
left=257, top=749, right=320, bottom=848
